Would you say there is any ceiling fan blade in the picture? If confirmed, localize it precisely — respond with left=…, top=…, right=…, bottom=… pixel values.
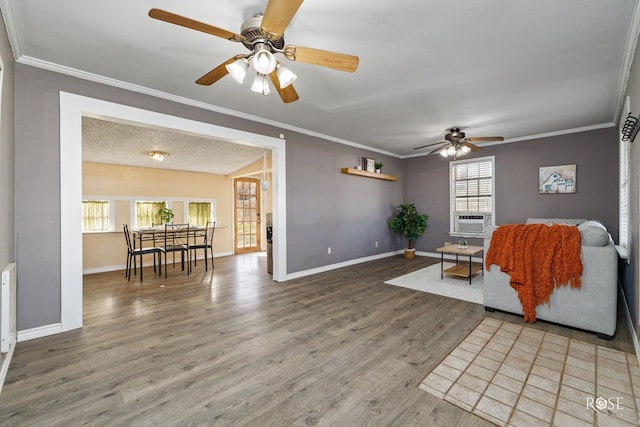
left=195, top=56, right=244, bottom=85
left=149, top=8, right=244, bottom=42
left=260, top=0, right=304, bottom=39
left=284, top=45, right=359, bottom=72
left=414, top=141, right=446, bottom=150
left=268, top=72, right=300, bottom=103
left=465, top=136, right=504, bottom=142
left=462, top=141, right=481, bottom=152
left=428, top=144, right=447, bottom=155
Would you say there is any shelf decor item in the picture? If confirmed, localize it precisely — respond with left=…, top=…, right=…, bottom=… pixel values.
left=387, top=202, right=429, bottom=258
left=363, top=157, right=375, bottom=172
left=374, top=162, right=384, bottom=173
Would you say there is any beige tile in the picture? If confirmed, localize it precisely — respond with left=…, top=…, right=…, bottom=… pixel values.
left=442, top=354, right=472, bottom=371
left=519, top=326, right=543, bottom=338
left=474, top=395, right=513, bottom=424
left=479, top=317, right=503, bottom=330
left=526, top=373, right=560, bottom=394
left=459, top=340, right=483, bottom=354
left=465, top=333, right=490, bottom=347
left=457, top=372, right=489, bottom=393
left=467, top=362, right=496, bottom=382
left=475, top=354, right=502, bottom=372
left=515, top=396, right=554, bottom=423
left=556, top=396, right=593, bottom=422
left=561, top=373, right=596, bottom=395
left=598, top=373, right=633, bottom=396
left=418, top=382, right=444, bottom=399
left=564, top=363, right=595, bottom=382
left=538, top=347, right=566, bottom=362
left=487, top=340, right=512, bottom=355
left=512, top=341, right=539, bottom=354
left=432, top=363, right=462, bottom=382
left=484, top=383, right=519, bottom=407
left=531, top=364, right=562, bottom=383
left=543, top=332, right=569, bottom=347
left=470, top=328, right=494, bottom=341
left=450, top=346, right=477, bottom=363
left=627, top=353, right=639, bottom=367
left=492, top=373, right=525, bottom=394
left=499, top=322, right=523, bottom=334
left=553, top=411, right=594, bottom=427
left=445, top=383, right=481, bottom=410
left=569, top=340, right=596, bottom=354
left=493, top=334, right=518, bottom=348
left=568, top=347, right=596, bottom=362
left=541, top=340, right=568, bottom=355
left=566, top=354, right=595, bottom=371
left=521, top=383, right=557, bottom=408
left=498, top=362, right=529, bottom=382
left=421, top=372, right=454, bottom=394
left=595, top=411, right=638, bottom=427
left=509, top=409, right=551, bottom=427
left=598, top=347, right=628, bottom=364
left=535, top=354, right=565, bottom=372
left=480, top=346, right=508, bottom=363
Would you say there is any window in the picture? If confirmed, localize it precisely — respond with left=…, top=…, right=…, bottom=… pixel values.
left=82, top=200, right=110, bottom=232
left=188, top=201, right=213, bottom=226
left=449, top=156, right=495, bottom=237
left=135, top=201, right=167, bottom=227
left=619, top=97, right=631, bottom=260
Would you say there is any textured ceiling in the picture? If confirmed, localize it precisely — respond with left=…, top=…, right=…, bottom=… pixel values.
left=82, top=117, right=266, bottom=175
left=3, top=0, right=639, bottom=165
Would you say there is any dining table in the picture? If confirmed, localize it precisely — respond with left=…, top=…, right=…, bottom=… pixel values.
left=131, top=225, right=207, bottom=276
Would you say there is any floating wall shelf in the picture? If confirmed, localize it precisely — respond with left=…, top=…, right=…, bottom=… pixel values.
left=341, top=167, right=397, bottom=181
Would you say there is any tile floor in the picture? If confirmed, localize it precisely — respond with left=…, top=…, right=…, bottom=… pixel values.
left=419, top=318, right=640, bottom=426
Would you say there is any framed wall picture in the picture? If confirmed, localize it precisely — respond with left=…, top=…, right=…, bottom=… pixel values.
left=363, top=157, right=375, bottom=172
left=538, top=164, right=576, bottom=194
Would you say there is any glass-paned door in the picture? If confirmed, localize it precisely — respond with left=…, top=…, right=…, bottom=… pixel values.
left=234, top=178, right=260, bottom=253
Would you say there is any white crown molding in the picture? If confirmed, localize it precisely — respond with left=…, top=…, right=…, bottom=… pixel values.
left=15, top=54, right=402, bottom=159
left=0, top=0, right=23, bottom=60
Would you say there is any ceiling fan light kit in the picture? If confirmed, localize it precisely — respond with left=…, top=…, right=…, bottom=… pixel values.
left=415, top=127, right=504, bottom=160
left=149, top=150, right=169, bottom=161
left=148, top=1, right=359, bottom=103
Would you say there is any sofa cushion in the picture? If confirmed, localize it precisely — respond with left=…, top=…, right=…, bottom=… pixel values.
left=526, top=218, right=587, bottom=226
left=578, top=220, right=610, bottom=247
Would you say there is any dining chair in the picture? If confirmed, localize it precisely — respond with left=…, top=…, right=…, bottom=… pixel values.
left=161, top=223, right=190, bottom=277
left=123, top=224, right=163, bottom=282
left=189, top=221, right=216, bottom=271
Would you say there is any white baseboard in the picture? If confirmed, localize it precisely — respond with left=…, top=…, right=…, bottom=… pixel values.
left=17, top=323, right=62, bottom=342
left=285, top=251, right=403, bottom=280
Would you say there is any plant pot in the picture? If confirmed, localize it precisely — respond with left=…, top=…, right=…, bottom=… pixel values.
left=404, top=248, right=416, bottom=259
left=375, top=169, right=381, bottom=173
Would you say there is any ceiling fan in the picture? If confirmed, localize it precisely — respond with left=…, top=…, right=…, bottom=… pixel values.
left=148, top=0, right=359, bottom=103
left=414, top=127, right=504, bottom=159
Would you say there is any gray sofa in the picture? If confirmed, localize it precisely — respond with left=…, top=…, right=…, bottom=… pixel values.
left=483, top=218, right=618, bottom=339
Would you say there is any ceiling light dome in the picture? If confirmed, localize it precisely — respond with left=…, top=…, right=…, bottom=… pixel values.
left=149, top=150, right=169, bottom=161
left=252, top=47, right=276, bottom=75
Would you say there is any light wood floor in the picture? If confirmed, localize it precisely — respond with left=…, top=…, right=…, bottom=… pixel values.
left=0, top=254, right=634, bottom=426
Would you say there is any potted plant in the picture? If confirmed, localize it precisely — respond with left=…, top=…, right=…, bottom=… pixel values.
left=158, top=207, right=174, bottom=224
left=387, top=202, right=428, bottom=258
left=374, top=162, right=384, bottom=173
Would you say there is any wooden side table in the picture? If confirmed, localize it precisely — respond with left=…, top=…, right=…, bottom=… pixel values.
left=435, top=244, right=484, bottom=284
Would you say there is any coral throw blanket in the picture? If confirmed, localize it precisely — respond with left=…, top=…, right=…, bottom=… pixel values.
left=485, top=223, right=583, bottom=322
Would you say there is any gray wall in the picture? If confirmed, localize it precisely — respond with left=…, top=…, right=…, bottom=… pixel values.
left=620, top=30, right=640, bottom=331
left=403, top=127, right=619, bottom=252
left=0, top=13, right=14, bottom=271
left=14, top=63, right=404, bottom=330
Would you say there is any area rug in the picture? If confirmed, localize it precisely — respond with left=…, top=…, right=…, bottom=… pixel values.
left=384, top=262, right=483, bottom=304
left=419, top=318, right=640, bottom=426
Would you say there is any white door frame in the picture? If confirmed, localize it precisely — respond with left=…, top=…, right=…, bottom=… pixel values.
left=59, top=92, right=287, bottom=331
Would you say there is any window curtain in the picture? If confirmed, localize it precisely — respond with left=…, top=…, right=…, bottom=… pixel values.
left=136, top=201, right=166, bottom=227
left=188, top=202, right=212, bottom=226
left=82, top=200, right=109, bottom=231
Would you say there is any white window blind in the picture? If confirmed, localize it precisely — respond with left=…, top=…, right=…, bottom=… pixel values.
left=453, top=158, right=493, bottom=213
left=619, top=97, right=631, bottom=260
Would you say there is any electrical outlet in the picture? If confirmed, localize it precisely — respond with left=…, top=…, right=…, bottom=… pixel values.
left=375, top=241, right=379, bottom=248
left=327, top=247, right=331, bottom=254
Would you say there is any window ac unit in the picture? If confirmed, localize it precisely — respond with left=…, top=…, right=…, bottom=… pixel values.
left=455, top=214, right=489, bottom=234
